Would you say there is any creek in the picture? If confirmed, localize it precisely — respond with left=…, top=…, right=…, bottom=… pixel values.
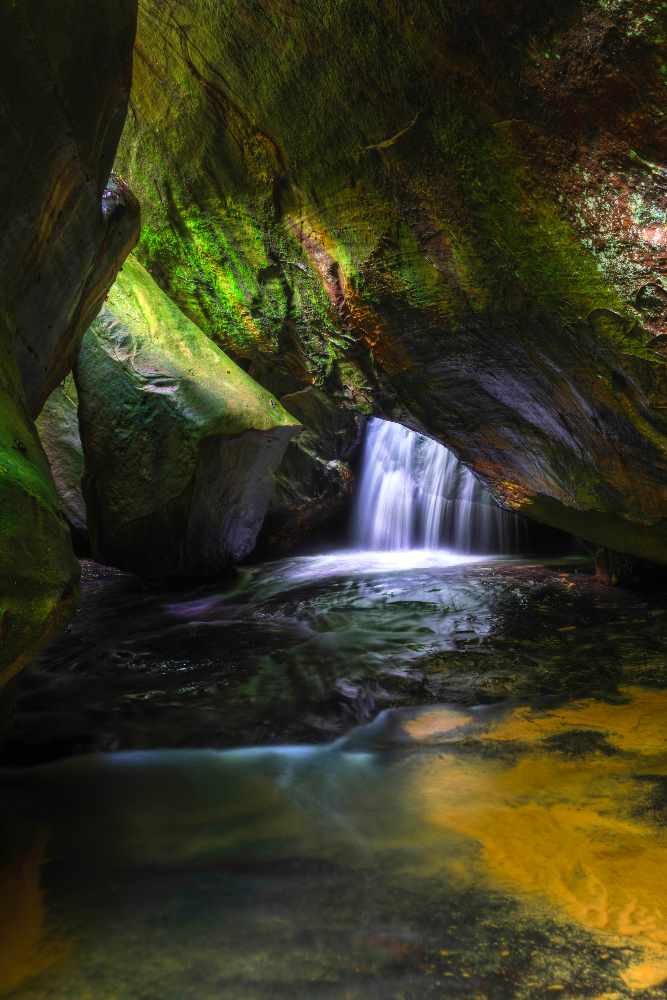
left=3, top=423, right=667, bottom=998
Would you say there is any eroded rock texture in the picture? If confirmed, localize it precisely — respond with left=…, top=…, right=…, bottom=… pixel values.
left=257, top=387, right=363, bottom=555
left=2, top=5, right=140, bottom=415
left=36, top=377, right=88, bottom=553
left=0, top=1, right=138, bottom=685
left=117, top=0, right=667, bottom=561
left=76, top=257, right=300, bottom=578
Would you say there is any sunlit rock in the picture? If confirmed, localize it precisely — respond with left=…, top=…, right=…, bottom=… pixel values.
left=75, top=257, right=301, bottom=577
left=117, top=0, right=667, bottom=562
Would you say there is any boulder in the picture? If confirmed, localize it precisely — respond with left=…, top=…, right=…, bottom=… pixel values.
left=76, top=257, right=300, bottom=578
left=116, top=0, right=667, bottom=563
left=0, top=3, right=140, bottom=416
left=257, top=387, right=363, bottom=555
left=0, top=360, right=78, bottom=688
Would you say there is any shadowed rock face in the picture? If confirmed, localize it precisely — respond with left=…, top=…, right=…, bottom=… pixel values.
left=1, top=4, right=140, bottom=416
left=36, top=377, right=88, bottom=553
left=116, top=0, right=667, bottom=562
left=0, top=1, right=138, bottom=685
left=76, top=257, right=301, bottom=578
left=0, top=359, right=77, bottom=689
left=256, top=387, right=363, bottom=555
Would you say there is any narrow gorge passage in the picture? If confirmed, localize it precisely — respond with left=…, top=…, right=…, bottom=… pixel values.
left=2, top=3, right=667, bottom=998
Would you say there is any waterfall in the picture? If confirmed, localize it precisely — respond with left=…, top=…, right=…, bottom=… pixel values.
left=353, top=418, right=522, bottom=553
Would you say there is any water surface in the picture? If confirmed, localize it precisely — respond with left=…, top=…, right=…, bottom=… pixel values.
left=5, top=688, right=667, bottom=997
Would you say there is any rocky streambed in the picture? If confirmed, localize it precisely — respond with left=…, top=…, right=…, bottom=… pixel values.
left=4, top=553, right=667, bottom=998
left=3, top=552, right=667, bottom=762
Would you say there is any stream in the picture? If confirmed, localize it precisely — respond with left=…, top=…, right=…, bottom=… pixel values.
left=4, top=421, right=667, bottom=998
left=3, top=549, right=667, bottom=998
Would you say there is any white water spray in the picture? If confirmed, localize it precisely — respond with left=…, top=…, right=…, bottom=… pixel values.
left=353, top=418, right=522, bottom=553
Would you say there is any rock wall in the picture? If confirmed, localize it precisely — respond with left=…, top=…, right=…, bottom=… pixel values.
left=257, top=387, right=363, bottom=555
left=0, top=1, right=138, bottom=685
left=1, top=4, right=140, bottom=416
left=116, top=0, right=667, bottom=562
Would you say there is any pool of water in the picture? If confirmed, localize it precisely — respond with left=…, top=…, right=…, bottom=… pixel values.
left=5, top=689, right=667, bottom=997
left=4, top=551, right=667, bottom=997
left=6, top=550, right=667, bottom=760
left=3, top=549, right=516, bottom=758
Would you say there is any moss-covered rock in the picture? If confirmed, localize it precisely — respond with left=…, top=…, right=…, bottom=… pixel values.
left=0, top=1, right=138, bottom=687
left=76, top=257, right=300, bottom=577
left=0, top=355, right=78, bottom=689
left=116, top=0, right=667, bottom=562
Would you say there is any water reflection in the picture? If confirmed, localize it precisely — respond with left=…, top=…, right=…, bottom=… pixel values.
left=0, top=836, right=69, bottom=995
left=415, top=689, right=667, bottom=991
left=15, top=552, right=662, bottom=759
left=5, top=688, right=667, bottom=996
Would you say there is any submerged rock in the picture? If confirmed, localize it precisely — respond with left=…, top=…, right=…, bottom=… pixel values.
left=0, top=1, right=137, bottom=686
left=76, top=257, right=300, bottom=578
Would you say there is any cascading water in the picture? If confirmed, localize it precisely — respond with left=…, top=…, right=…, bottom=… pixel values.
left=353, top=417, right=523, bottom=553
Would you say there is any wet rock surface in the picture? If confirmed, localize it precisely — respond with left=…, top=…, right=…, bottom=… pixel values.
left=118, top=0, right=667, bottom=562
left=256, top=387, right=364, bottom=555
left=4, top=554, right=667, bottom=765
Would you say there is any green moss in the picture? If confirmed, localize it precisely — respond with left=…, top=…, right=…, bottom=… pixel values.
left=78, top=257, right=301, bottom=576
left=114, top=0, right=667, bottom=562
left=0, top=356, right=78, bottom=686
left=98, top=255, right=297, bottom=435
left=134, top=192, right=349, bottom=383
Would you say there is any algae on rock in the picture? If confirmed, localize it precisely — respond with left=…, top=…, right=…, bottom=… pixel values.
left=115, top=0, right=667, bottom=563
left=0, top=358, right=78, bottom=688
left=0, top=0, right=138, bottom=686
left=76, top=257, right=300, bottom=578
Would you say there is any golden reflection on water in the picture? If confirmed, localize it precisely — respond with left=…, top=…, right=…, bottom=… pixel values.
left=6, top=689, right=667, bottom=996
left=484, top=687, right=667, bottom=754
left=0, top=835, right=69, bottom=995
left=402, top=706, right=471, bottom=741
left=412, top=688, right=667, bottom=991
